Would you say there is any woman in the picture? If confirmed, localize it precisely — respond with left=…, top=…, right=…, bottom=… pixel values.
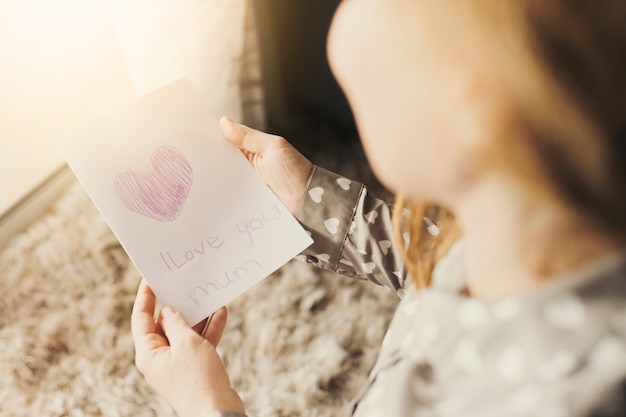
left=131, top=1, right=626, bottom=416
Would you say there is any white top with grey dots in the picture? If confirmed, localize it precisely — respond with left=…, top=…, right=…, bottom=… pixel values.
left=294, top=166, right=626, bottom=417
left=216, top=166, right=626, bottom=417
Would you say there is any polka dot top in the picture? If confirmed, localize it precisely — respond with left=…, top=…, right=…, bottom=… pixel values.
left=293, top=166, right=626, bottom=417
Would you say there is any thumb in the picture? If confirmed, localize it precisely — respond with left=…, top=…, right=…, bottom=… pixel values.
left=159, top=306, right=196, bottom=347
left=219, top=116, right=276, bottom=154
left=219, top=116, right=244, bottom=146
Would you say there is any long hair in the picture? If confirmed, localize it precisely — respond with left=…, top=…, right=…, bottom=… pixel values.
left=393, top=1, right=626, bottom=290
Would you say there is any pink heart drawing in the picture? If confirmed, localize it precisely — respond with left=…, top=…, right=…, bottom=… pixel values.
left=113, top=145, right=193, bottom=222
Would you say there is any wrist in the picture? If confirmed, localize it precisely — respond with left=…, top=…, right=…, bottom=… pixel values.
left=202, top=411, right=247, bottom=417
left=186, top=389, right=245, bottom=417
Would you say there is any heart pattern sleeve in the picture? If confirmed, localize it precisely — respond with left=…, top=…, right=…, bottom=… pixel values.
left=294, top=166, right=410, bottom=295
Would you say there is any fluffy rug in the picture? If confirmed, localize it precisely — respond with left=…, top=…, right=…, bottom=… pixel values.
left=0, top=142, right=398, bottom=417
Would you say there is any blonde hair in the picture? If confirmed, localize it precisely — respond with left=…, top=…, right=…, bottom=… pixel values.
left=391, top=198, right=458, bottom=290
left=393, top=1, right=626, bottom=290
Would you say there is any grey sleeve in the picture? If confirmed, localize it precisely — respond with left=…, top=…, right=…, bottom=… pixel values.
left=295, top=165, right=409, bottom=294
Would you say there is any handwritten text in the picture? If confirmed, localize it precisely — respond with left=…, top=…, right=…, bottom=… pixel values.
left=236, top=204, right=282, bottom=248
left=188, top=259, right=263, bottom=305
left=160, top=235, right=225, bottom=273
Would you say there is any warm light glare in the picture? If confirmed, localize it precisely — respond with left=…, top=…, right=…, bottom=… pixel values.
left=0, top=0, right=133, bottom=214
left=0, top=0, right=246, bottom=215
left=0, top=0, right=132, bottom=130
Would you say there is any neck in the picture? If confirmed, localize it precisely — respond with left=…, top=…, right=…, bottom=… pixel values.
left=451, top=177, right=619, bottom=299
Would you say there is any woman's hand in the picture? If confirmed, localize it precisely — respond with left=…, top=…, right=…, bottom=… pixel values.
left=132, top=280, right=245, bottom=417
left=220, top=116, right=313, bottom=216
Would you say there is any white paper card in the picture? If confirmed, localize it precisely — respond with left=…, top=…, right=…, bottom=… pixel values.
left=57, top=78, right=313, bottom=325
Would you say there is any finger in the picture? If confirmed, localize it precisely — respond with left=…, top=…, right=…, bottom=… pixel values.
left=219, top=116, right=278, bottom=154
left=192, top=317, right=209, bottom=335
left=202, top=306, right=228, bottom=347
left=154, top=319, right=166, bottom=340
left=158, top=306, right=197, bottom=348
left=131, top=280, right=159, bottom=346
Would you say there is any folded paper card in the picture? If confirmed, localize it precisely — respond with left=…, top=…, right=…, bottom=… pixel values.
left=57, top=78, right=313, bottom=325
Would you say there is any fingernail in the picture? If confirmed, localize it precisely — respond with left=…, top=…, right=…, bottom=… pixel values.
left=161, top=306, right=176, bottom=317
left=221, top=116, right=242, bottom=137
left=221, top=115, right=236, bottom=128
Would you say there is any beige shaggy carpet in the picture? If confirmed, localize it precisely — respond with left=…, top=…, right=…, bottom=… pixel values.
left=0, top=143, right=398, bottom=417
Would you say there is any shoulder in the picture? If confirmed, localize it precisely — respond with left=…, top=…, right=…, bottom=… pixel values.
left=354, top=252, right=626, bottom=417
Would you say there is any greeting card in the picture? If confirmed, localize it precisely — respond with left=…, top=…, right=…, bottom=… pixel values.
left=57, top=78, right=313, bottom=325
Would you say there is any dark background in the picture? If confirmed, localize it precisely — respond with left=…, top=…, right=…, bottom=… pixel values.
left=253, top=0, right=359, bottom=147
